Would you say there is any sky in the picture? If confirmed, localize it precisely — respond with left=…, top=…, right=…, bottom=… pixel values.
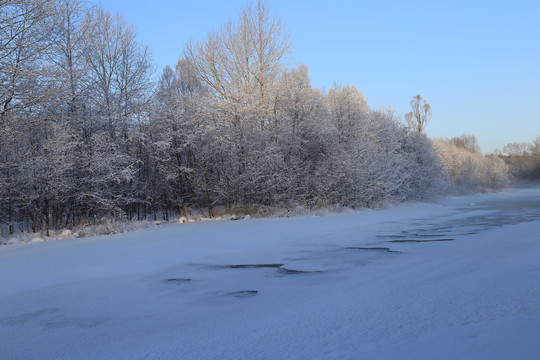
left=96, top=0, right=540, bottom=153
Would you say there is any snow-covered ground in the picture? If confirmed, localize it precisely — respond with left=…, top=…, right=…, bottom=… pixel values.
left=1, top=188, right=539, bottom=360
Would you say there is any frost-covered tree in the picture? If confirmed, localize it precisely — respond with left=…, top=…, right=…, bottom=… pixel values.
left=500, top=139, right=540, bottom=180
left=149, top=59, right=205, bottom=216
left=270, top=64, right=326, bottom=203
left=0, top=0, right=59, bottom=234
left=327, top=83, right=369, bottom=142
left=82, top=6, right=152, bottom=137
left=404, top=94, right=431, bottom=134
left=399, top=130, right=449, bottom=200
left=433, top=138, right=508, bottom=192
left=185, top=0, right=290, bottom=110
left=452, top=134, right=481, bottom=154
left=503, top=142, right=530, bottom=157
left=0, top=0, right=57, bottom=120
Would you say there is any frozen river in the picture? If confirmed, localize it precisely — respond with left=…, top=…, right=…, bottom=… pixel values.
left=1, top=187, right=539, bottom=359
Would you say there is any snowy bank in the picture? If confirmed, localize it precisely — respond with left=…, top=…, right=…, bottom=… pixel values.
left=0, top=187, right=539, bottom=360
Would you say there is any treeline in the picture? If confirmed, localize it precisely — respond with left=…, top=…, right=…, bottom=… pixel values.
left=497, top=138, right=540, bottom=180
left=0, top=0, right=505, bottom=237
left=433, top=135, right=508, bottom=193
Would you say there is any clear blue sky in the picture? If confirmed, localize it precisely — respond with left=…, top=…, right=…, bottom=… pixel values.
left=97, top=0, right=539, bottom=153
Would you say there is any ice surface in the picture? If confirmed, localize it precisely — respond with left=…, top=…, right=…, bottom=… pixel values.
left=1, top=188, right=539, bottom=359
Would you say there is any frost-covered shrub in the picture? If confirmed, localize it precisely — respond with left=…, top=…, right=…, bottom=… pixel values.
left=398, top=131, right=450, bottom=201
left=432, top=139, right=508, bottom=192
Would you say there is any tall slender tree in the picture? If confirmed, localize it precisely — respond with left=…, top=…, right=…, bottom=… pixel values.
left=404, top=94, right=431, bottom=134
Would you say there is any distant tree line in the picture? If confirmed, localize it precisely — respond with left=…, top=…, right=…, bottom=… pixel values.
left=433, top=135, right=508, bottom=193
left=498, top=138, right=540, bottom=180
left=0, top=0, right=511, bottom=237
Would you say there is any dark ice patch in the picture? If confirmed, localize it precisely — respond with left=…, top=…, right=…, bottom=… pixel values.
left=277, top=268, right=321, bottom=275
left=166, top=278, right=192, bottom=284
left=225, top=264, right=284, bottom=269
left=345, top=247, right=400, bottom=253
left=227, top=290, right=258, bottom=298
left=388, top=238, right=455, bottom=243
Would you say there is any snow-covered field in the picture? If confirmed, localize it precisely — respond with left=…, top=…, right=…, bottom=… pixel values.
left=1, top=188, right=539, bottom=360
